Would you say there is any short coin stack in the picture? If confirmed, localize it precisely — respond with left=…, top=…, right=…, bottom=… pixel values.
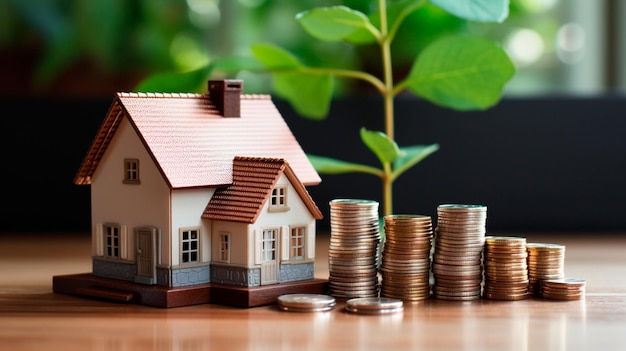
left=432, top=204, right=487, bottom=301
left=483, top=236, right=529, bottom=300
left=540, top=278, right=586, bottom=300
left=380, top=214, right=433, bottom=301
left=327, top=199, right=381, bottom=299
left=526, top=242, right=565, bottom=296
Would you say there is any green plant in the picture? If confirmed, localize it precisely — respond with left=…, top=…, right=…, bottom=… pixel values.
left=250, top=0, right=515, bottom=216
left=138, top=0, right=515, bottom=218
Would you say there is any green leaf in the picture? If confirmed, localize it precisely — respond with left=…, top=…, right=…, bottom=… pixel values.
left=251, top=43, right=332, bottom=119
left=392, top=144, right=440, bottom=179
left=251, top=43, right=302, bottom=70
left=406, top=35, right=515, bottom=110
left=307, top=154, right=382, bottom=176
left=134, top=65, right=212, bottom=93
left=272, top=73, right=333, bottom=120
left=344, top=0, right=426, bottom=45
left=429, top=0, right=509, bottom=23
left=296, top=6, right=371, bottom=42
left=360, top=128, right=403, bottom=164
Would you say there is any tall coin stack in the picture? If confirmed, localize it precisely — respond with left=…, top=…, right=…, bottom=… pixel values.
left=327, top=199, right=381, bottom=299
left=483, top=236, right=529, bottom=300
left=380, top=214, right=433, bottom=302
left=526, top=242, right=565, bottom=296
left=432, top=204, right=487, bottom=301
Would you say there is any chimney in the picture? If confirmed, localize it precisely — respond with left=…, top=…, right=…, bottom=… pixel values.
left=208, top=79, right=243, bottom=117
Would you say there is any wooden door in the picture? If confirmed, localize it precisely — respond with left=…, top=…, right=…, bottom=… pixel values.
left=134, top=227, right=157, bottom=285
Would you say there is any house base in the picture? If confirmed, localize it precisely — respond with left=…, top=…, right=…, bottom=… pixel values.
left=52, top=273, right=329, bottom=308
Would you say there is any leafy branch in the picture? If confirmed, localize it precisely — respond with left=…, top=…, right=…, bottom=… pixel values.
left=248, top=0, right=515, bottom=216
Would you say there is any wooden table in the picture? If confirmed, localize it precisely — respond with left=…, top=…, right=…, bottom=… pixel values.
left=2, top=232, right=626, bottom=350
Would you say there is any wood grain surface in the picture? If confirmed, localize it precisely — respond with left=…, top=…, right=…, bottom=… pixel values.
left=1, top=232, right=626, bottom=351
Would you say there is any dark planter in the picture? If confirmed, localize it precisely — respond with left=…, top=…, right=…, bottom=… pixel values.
left=2, top=95, right=626, bottom=234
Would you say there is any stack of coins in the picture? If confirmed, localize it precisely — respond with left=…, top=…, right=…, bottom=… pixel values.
left=540, top=278, right=586, bottom=300
left=327, top=199, right=381, bottom=298
left=379, top=214, right=433, bottom=301
left=432, top=204, right=487, bottom=301
left=483, top=236, right=529, bottom=300
left=526, top=242, right=565, bottom=296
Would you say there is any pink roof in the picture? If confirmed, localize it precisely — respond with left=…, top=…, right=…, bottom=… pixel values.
left=202, top=157, right=323, bottom=223
left=75, top=92, right=321, bottom=188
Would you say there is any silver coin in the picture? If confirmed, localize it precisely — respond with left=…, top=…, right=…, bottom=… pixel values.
left=277, top=294, right=336, bottom=312
left=345, top=297, right=404, bottom=314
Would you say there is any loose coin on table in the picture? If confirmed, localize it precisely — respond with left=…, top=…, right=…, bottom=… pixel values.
left=277, top=294, right=337, bottom=312
left=345, top=297, right=404, bottom=314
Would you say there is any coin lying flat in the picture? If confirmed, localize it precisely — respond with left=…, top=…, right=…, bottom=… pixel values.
left=345, top=297, right=404, bottom=314
left=277, top=294, right=337, bottom=312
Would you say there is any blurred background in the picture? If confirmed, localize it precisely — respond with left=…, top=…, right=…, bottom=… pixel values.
left=2, top=0, right=626, bottom=234
left=2, top=0, right=625, bottom=98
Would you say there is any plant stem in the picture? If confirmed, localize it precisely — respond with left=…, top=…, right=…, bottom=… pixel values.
left=379, top=0, right=394, bottom=217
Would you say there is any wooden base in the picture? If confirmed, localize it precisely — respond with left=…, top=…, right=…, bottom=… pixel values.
left=53, top=273, right=329, bottom=308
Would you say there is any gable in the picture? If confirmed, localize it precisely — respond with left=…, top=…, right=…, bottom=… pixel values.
left=74, top=92, right=321, bottom=188
left=202, top=157, right=323, bottom=223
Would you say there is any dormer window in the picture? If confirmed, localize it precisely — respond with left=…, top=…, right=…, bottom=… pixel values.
left=269, top=186, right=289, bottom=212
left=123, top=158, right=140, bottom=184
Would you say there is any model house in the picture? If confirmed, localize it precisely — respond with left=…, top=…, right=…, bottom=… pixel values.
left=53, top=80, right=326, bottom=307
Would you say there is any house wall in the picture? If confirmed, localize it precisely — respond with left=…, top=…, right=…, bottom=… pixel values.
left=209, top=174, right=317, bottom=268
left=171, top=188, right=214, bottom=266
left=249, top=173, right=317, bottom=264
left=90, top=117, right=170, bottom=264
left=211, top=220, right=249, bottom=266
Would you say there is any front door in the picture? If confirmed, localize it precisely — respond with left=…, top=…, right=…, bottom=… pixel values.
left=261, top=228, right=279, bottom=285
left=134, top=227, right=157, bottom=285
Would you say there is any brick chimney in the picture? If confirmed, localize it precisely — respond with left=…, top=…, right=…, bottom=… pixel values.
left=208, top=79, right=243, bottom=117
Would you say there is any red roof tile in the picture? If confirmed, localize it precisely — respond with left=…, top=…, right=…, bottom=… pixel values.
left=74, top=92, right=321, bottom=188
left=202, top=157, right=323, bottom=223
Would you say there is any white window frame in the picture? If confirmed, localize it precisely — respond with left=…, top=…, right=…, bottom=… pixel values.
left=218, top=232, right=230, bottom=262
left=180, top=228, right=200, bottom=264
left=290, top=226, right=305, bottom=260
left=123, top=158, right=140, bottom=184
left=269, top=186, right=289, bottom=212
left=103, top=223, right=120, bottom=259
left=262, top=229, right=278, bottom=261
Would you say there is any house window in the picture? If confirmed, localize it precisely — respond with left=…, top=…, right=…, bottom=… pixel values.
left=181, top=229, right=199, bottom=263
left=269, top=186, right=288, bottom=212
left=262, top=229, right=278, bottom=261
left=290, top=227, right=305, bottom=260
left=104, top=224, right=120, bottom=259
left=219, top=233, right=230, bottom=262
left=123, top=158, right=140, bottom=184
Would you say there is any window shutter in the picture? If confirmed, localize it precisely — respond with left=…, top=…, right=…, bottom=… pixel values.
left=306, top=224, right=315, bottom=259
left=120, top=225, right=128, bottom=260
left=95, top=223, right=103, bottom=256
left=281, top=226, right=290, bottom=261
left=254, top=229, right=262, bottom=265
